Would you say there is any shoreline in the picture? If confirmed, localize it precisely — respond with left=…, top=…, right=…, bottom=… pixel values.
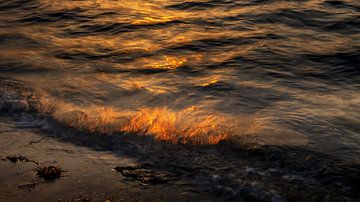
left=0, top=78, right=359, bottom=201
left=0, top=117, right=214, bottom=202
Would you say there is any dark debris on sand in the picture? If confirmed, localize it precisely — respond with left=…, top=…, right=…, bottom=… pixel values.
left=6, top=155, right=39, bottom=165
left=37, top=166, right=62, bottom=181
left=69, top=197, right=92, bottom=202
left=6, top=155, right=30, bottom=163
left=114, top=164, right=178, bottom=185
left=18, top=181, right=42, bottom=190
left=6, top=155, right=62, bottom=181
left=5, top=155, right=63, bottom=189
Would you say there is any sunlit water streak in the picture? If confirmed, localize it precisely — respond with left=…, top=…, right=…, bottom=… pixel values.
left=0, top=0, right=359, bottom=160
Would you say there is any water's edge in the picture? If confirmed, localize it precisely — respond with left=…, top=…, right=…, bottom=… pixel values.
left=0, top=77, right=359, bottom=201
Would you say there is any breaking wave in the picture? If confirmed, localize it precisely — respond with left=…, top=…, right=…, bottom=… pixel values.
left=0, top=80, right=235, bottom=145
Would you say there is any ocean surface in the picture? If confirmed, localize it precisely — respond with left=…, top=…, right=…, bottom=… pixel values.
left=0, top=0, right=359, bottom=161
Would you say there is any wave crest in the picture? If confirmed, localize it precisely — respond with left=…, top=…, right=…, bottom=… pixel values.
left=40, top=99, right=233, bottom=145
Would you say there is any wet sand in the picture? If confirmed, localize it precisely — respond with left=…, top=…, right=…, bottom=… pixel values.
left=0, top=118, right=214, bottom=202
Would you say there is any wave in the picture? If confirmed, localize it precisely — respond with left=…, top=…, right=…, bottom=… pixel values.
left=0, top=78, right=235, bottom=145
left=0, top=0, right=41, bottom=12
left=49, top=103, right=233, bottom=145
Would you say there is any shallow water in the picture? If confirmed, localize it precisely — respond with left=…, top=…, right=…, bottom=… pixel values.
left=0, top=0, right=359, bottom=161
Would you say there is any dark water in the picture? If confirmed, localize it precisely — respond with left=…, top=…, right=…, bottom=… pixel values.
left=0, top=1, right=360, bottom=201
left=0, top=0, right=359, bottom=161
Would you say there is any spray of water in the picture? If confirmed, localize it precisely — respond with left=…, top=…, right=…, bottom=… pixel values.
left=37, top=98, right=233, bottom=145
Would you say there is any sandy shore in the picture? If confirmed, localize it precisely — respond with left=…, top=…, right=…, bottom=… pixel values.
left=0, top=117, right=215, bottom=202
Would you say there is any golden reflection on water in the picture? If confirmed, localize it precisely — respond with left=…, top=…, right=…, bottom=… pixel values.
left=121, top=107, right=231, bottom=144
left=201, top=80, right=219, bottom=87
left=3, top=0, right=358, bottom=147
left=12, top=0, right=354, bottom=74
left=39, top=98, right=235, bottom=145
left=153, top=56, right=187, bottom=69
left=132, top=16, right=175, bottom=25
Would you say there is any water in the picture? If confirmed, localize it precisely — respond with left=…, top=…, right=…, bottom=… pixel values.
left=0, top=0, right=359, bottom=161
left=0, top=1, right=360, bottom=201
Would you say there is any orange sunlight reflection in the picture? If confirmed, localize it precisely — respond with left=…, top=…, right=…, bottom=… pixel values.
left=151, top=56, right=187, bottom=69
left=132, top=16, right=175, bottom=25
left=201, top=80, right=219, bottom=87
left=40, top=99, right=232, bottom=145
left=121, top=107, right=231, bottom=144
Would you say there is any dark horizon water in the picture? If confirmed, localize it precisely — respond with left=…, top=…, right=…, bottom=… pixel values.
left=0, top=0, right=359, bottom=161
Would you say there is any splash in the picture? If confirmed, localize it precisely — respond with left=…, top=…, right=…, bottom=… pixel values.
left=120, top=107, right=231, bottom=144
left=38, top=99, right=232, bottom=145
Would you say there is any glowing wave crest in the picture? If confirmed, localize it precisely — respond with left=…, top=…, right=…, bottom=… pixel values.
left=39, top=99, right=232, bottom=145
